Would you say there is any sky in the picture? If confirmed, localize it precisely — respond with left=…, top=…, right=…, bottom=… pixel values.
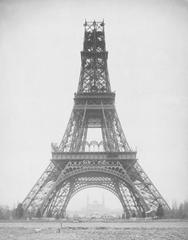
left=0, top=0, right=188, bottom=211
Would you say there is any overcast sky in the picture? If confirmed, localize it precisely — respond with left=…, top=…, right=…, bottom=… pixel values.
left=0, top=0, right=188, bottom=210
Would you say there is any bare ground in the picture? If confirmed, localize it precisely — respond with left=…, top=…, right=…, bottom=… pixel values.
left=0, top=220, right=188, bottom=240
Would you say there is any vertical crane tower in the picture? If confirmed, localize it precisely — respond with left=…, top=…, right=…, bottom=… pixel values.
left=22, top=20, right=169, bottom=218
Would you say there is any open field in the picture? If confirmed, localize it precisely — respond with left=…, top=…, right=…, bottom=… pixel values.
left=0, top=220, right=188, bottom=240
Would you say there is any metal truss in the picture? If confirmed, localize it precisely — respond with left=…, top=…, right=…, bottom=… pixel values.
left=57, top=104, right=131, bottom=153
left=131, top=162, right=170, bottom=209
left=24, top=159, right=151, bottom=217
left=22, top=163, right=59, bottom=213
left=22, top=20, right=170, bottom=218
left=77, top=20, right=111, bottom=93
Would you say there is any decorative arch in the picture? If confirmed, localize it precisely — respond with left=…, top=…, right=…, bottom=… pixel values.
left=66, top=185, right=123, bottom=213
left=43, top=168, right=147, bottom=218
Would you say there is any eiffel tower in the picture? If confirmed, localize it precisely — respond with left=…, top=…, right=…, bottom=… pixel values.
left=22, top=20, right=170, bottom=218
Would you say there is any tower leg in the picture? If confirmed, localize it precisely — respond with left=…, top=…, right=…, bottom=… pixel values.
left=113, top=179, right=131, bottom=218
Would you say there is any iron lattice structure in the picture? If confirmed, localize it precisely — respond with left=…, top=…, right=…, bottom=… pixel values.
left=22, top=21, right=170, bottom=218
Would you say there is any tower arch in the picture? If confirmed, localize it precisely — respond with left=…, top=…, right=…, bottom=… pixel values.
left=40, top=167, right=149, bottom=218
left=66, top=186, right=123, bottom=217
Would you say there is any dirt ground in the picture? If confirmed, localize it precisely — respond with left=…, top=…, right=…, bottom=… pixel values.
left=0, top=220, right=188, bottom=240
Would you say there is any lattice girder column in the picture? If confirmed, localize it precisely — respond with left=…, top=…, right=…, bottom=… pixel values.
left=22, top=163, right=59, bottom=214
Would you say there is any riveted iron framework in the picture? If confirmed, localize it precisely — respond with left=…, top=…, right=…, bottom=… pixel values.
left=22, top=20, right=170, bottom=218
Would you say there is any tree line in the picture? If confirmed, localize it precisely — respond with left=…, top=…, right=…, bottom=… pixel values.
left=0, top=201, right=188, bottom=219
left=165, top=201, right=188, bottom=219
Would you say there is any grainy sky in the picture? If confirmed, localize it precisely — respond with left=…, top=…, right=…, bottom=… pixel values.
left=0, top=0, right=188, bottom=210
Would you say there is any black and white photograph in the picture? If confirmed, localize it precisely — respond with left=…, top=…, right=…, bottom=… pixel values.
left=0, top=0, right=188, bottom=239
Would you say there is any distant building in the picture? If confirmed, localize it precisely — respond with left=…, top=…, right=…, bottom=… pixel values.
left=83, top=195, right=107, bottom=217
left=67, top=194, right=122, bottom=219
left=73, top=195, right=121, bottom=218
